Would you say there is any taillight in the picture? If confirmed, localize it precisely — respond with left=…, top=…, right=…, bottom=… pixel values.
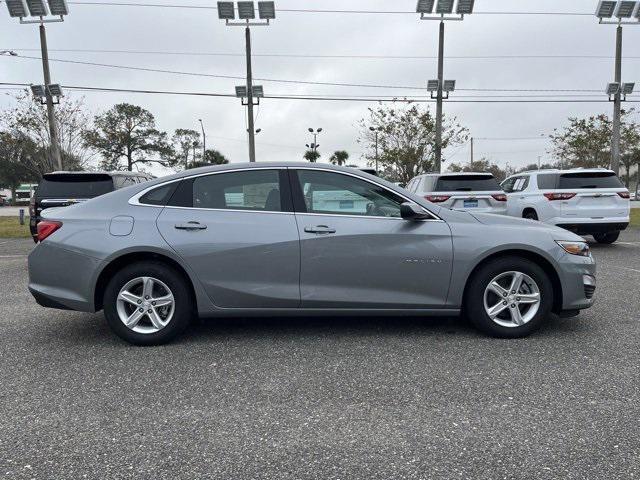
left=491, top=194, right=507, bottom=202
left=544, top=192, right=576, bottom=201
left=425, top=195, right=451, bottom=203
left=618, top=191, right=630, bottom=199
left=37, top=221, right=62, bottom=242
left=29, top=196, right=36, bottom=217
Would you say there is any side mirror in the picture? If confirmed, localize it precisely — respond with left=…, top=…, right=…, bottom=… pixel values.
left=400, top=202, right=432, bottom=221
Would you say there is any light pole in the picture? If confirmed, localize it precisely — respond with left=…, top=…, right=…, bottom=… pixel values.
left=218, top=1, right=275, bottom=162
left=198, top=119, right=206, bottom=160
left=417, top=0, right=474, bottom=173
left=307, top=128, right=322, bottom=154
left=369, top=126, right=381, bottom=173
left=5, top=0, right=69, bottom=172
left=595, top=0, right=640, bottom=176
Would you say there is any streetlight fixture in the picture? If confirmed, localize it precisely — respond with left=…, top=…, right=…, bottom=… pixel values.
left=417, top=0, right=475, bottom=173
left=595, top=1, right=640, bottom=177
left=218, top=1, right=275, bottom=163
left=5, top=0, right=69, bottom=171
left=307, top=128, right=323, bottom=154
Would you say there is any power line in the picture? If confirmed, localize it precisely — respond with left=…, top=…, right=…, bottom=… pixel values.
left=4, top=48, right=638, bottom=61
left=2, top=55, right=605, bottom=93
left=60, top=2, right=594, bottom=16
left=3, top=82, right=637, bottom=104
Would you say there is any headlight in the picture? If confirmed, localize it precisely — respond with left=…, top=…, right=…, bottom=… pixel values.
left=556, top=241, right=591, bottom=257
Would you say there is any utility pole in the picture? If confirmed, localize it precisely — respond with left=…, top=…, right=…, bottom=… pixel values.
left=611, top=24, right=622, bottom=177
left=199, top=119, right=206, bottom=161
left=370, top=126, right=380, bottom=172
left=245, top=26, right=256, bottom=163
left=39, top=24, right=62, bottom=171
left=470, top=137, right=474, bottom=167
left=435, top=20, right=445, bottom=173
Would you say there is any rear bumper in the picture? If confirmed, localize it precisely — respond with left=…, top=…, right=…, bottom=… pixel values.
left=556, top=222, right=629, bottom=235
left=28, top=242, right=100, bottom=312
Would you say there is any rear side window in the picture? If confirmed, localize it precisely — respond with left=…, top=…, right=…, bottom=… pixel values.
left=139, top=183, right=179, bottom=206
left=536, top=174, right=558, bottom=189
left=172, top=170, right=284, bottom=212
left=37, top=175, right=114, bottom=198
left=558, top=172, right=623, bottom=189
left=434, top=175, right=500, bottom=192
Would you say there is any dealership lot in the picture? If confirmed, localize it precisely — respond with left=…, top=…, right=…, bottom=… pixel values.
left=1, top=232, right=639, bottom=479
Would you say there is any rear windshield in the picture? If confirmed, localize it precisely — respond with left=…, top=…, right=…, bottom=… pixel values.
left=38, top=175, right=114, bottom=198
left=557, top=172, right=623, bottom=189
left=434, top=175, right=500, bottom=192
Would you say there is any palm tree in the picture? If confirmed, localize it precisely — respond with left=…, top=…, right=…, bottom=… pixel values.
left=329, top=150, right=349, bottom=166
left=303, top=149, right=321, bottom=162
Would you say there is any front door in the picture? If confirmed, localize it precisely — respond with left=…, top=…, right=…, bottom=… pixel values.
left=156, top=169, right=300, bottom=308
left=290, top=169, right=453, bottom=309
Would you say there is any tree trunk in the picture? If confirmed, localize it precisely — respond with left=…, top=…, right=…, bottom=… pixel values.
left=127, top=151, right=133, bottom=171
left=10, top=185, right=16, bottom=206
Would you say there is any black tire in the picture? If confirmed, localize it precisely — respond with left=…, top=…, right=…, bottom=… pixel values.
left=593, top=231, right=620, bottom=244
left=523, top=210, right=538, bottom=221
left=103, top=261, right=193, bottom=346
left=464, top=256, right=553, bottom=338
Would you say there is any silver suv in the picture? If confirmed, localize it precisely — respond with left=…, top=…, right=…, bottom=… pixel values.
left=501, top=168, right=630, bottom=244
left=406, top=172, right=507, bottom=215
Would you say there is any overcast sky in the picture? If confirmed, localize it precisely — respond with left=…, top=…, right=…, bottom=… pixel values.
left=1, top=0, right=640, bottom=176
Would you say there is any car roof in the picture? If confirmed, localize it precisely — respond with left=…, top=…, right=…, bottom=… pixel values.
left=46, top=171, right=151, bottom=177
left=510, top=168, right=615, bottom=177
left=418, top=172, right=495, bottom=178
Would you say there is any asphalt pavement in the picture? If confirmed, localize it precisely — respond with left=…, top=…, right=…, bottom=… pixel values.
left=1, top=232, right=639, bottom=480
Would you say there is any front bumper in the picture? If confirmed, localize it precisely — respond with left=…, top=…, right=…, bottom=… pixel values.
left=556, top=252, right=597, bottom=311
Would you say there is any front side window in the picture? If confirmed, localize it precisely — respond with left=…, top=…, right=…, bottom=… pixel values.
left=192, top=170, right=282, bottom=212
left=295, top=170, right=404, bottom=218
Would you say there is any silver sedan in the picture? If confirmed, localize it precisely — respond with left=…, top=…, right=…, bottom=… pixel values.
left=28, top=163, right=596, bottom=345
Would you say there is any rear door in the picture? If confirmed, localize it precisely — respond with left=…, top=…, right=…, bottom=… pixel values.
left=290, top=169, right=453, bottom=309
left=555, top=172, right=628, bottom=220
left=156, top=168, right=301, bottom=308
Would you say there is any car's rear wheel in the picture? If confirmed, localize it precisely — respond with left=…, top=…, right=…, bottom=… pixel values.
left=523, top=209, right=538, bottom=221
left=464, top=257, right=553, bottom=338
left=103, top=261, right=193, bottom=345
left=593, top=231, right=620, bottom=244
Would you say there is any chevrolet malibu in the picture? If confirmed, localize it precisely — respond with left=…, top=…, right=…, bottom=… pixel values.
left=28, top=163, right=596, bottom=345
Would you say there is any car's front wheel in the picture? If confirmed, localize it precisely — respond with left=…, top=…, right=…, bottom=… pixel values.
left=593, top=231, right=620, bottom=244
left=464, top=257, right=553, bottom=338
left=103, top=261, right=193, bottom=345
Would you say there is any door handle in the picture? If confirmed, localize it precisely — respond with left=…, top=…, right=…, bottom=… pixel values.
left=304, top=225, right=336, bottom=234
left=175, top=221, right=207, bottom=231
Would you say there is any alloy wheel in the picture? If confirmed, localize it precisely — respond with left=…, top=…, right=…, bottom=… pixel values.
left=482, top=271, right=541, bottom=328
left=116, top=276, right=175, bottom=334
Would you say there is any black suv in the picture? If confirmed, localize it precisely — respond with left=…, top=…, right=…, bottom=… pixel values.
left=30, top=171, right=153, bottom=242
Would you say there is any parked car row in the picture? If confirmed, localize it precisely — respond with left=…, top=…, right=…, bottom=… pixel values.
left=407, top=168, right=631, bottom=244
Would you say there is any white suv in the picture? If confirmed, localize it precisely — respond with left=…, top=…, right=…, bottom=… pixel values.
left=406, top=172, right=507, bottom=215
left=501, top=168, right=630, bottom=244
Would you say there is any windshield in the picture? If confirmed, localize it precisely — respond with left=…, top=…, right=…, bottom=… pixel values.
left=38, top=175, right=114, bottom=198
left=558, top=172, right=623, bottom=189
left=434, top=175, right=501, bottom=192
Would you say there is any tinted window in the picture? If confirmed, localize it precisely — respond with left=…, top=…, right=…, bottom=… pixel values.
left=501, top=177, right=516, bottom=193
left=139, top=183, right=178, bottom=206
left=37, top=175, right=114, bottom=198
left=192, top=170, right=282, bottom=212
left=434, top=175, right=501, bottom=192
left=536, top=174, right=558, bottom=189
left=558, top=172, right=623, bottom=189
left=296, top=170, right=404, bottom=217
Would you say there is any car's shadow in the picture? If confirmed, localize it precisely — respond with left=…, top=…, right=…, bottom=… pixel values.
left=50, top=310, right=591, bottom=348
